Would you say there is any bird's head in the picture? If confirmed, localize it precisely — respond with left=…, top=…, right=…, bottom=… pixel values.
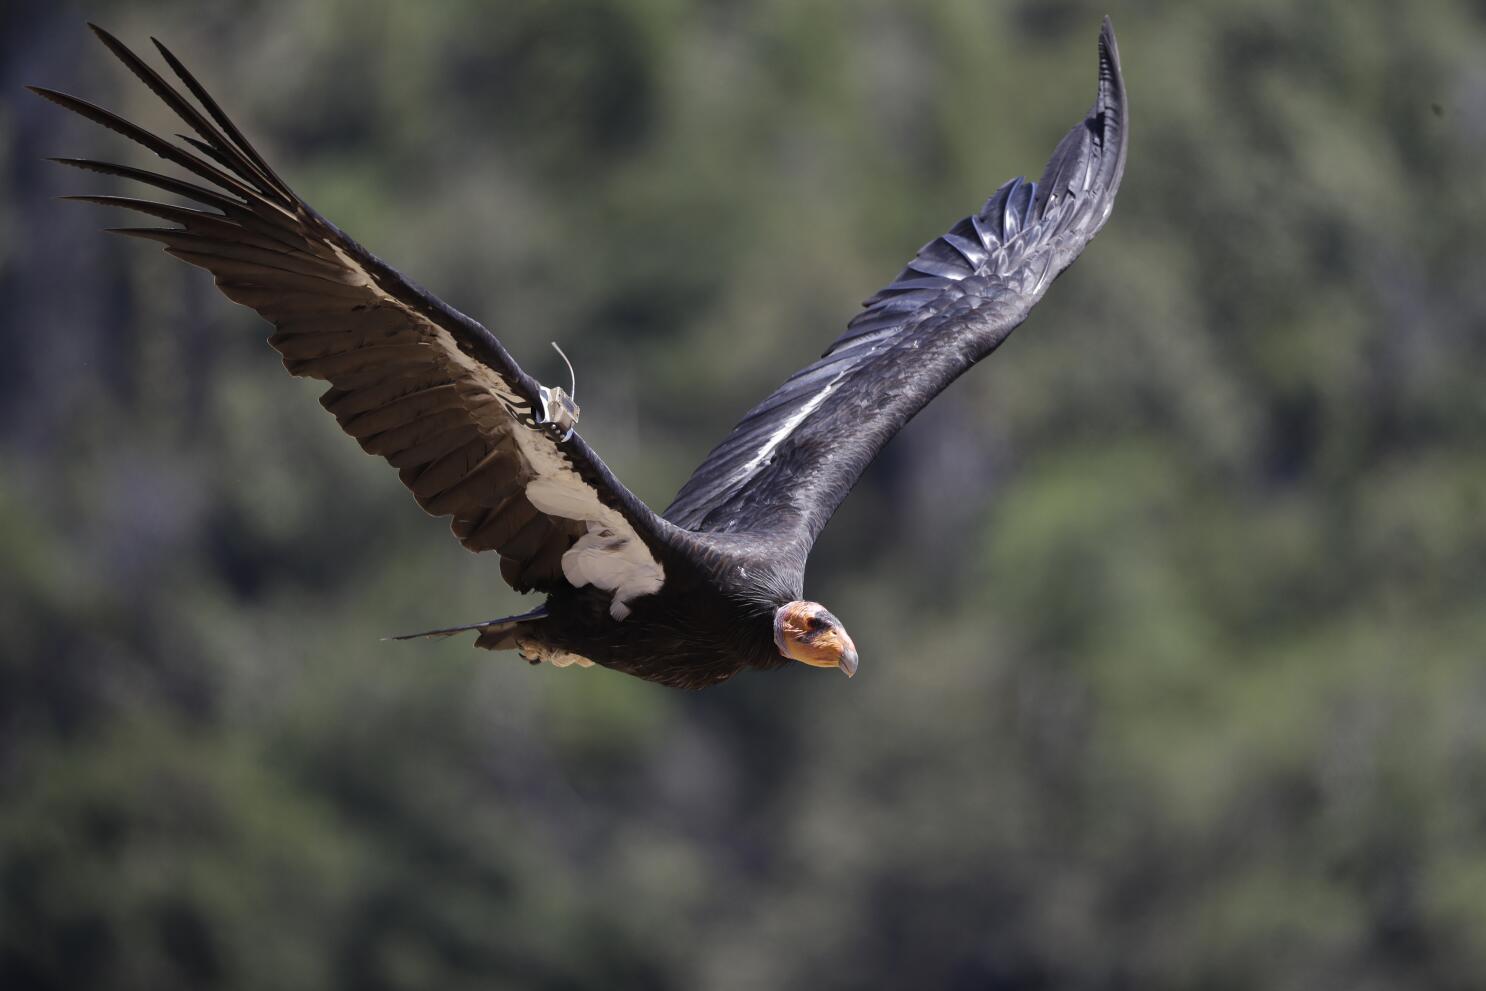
left=773, top=601, right=858, bottom=677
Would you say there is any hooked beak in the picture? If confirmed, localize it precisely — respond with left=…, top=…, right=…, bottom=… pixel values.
left=773, top=601, right=860, bottom=678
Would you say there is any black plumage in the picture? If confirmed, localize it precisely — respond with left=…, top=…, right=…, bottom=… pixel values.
left=35, top=18, right=1128, bottom=689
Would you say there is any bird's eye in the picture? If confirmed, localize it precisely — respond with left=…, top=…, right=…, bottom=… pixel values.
left=807, top=616, right=826, bottom=632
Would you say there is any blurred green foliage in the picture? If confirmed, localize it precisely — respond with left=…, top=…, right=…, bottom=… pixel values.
left=3, top=0, right=1486, bottom=988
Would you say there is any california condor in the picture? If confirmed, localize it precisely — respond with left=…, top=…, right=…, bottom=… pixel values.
left=33, top=18, right=1128, bottom=689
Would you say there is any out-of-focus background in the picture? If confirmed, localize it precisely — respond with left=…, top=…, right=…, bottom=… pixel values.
left=3, top=0, right=1485, bottom=987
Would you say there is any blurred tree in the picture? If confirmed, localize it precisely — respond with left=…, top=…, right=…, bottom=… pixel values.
left=3, top=0, right=1485, bottom=988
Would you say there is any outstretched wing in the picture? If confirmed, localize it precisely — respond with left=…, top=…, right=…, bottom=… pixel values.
left=34, top=25, right=673, bottom=618
left=664, top=18, right=1128, bottom=547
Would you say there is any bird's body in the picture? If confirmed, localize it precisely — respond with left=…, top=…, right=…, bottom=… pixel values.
left=508, top=532, right=798, bottom=689
left=35, top=19, right=1128, bottom=689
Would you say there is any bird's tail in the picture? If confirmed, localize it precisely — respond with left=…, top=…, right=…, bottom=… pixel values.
left=384, top=605, right=548, bottom=651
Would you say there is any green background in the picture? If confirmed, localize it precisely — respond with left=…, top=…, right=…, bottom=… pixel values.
left=4, top=1, right=1485, bottom=987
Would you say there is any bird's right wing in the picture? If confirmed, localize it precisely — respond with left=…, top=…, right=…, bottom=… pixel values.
left=663, top=18, right=1128, bottom=549
left=35, top=25, right=678, bottom=619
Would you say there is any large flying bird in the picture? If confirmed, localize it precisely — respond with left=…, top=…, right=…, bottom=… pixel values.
left=34, top=18, right=1127, bottom=689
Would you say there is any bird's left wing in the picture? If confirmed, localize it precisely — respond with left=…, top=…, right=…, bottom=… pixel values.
left=34, top=25, right=675, bottom=618
left=664, top=18, right=1128, bottom=548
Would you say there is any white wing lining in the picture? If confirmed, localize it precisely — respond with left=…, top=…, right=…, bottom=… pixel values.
left=338, top=239, right=667, bottom=621
left=731, top=371, right=847, bottom=485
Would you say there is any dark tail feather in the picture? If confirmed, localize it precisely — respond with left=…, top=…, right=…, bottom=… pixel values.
left=384, top=605, right=548, bottom=650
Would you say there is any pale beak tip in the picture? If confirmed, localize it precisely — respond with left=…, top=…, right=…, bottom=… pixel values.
left=839, top=647, right=859, bottom=678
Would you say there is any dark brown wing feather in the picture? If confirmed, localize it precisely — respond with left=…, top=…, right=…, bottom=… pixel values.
left=34, top=25, right=671, bottom=597
left=663, top=18, right=1128, bottom=549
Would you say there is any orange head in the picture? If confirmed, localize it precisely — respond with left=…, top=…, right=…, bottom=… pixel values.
left=773, top=600, right=858, bottom=677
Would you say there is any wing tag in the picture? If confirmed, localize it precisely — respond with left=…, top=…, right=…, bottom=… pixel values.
left=538, top=341, right=580, bottom=440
